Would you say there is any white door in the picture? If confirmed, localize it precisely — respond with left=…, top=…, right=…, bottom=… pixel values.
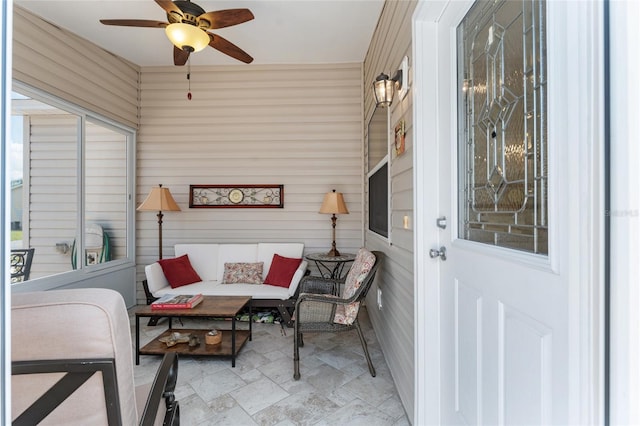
left=413, top=1, right=603, bottom=424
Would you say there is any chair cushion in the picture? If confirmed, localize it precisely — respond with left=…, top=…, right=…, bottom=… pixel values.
left=158, top=254, right=202, bottom=288
left=222, top=262, right=264, bottom=284
left=12, top=289, right=138, bottom=425
left=263, top=254, right=302, bottom=288
left=334, top=248, right=376, bottom=325
left=135, top=382, right=167, bottom=426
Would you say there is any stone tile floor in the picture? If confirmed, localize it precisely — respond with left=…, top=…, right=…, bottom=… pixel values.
left=130, top=307, right=410, bottom=425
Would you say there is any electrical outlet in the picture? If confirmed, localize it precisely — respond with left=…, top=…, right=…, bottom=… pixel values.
left=377, top=288, right=383, bottom=310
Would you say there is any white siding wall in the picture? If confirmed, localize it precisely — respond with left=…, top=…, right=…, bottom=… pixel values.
left=12, top=6, right=139, bottom=128
left=27, top=115, right=78, bottom=278
left=363, top=0, right=418, bottom=421
left=85, top=122, right=128, bottom=262
left=135, top=63, right=365, bottom=302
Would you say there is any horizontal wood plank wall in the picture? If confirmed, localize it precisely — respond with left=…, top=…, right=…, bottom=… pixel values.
left=12, top=6, right=140, bottom=128
left=363, top=0, right=418, bottom=421
left=136, top=63, right=364, bottom=301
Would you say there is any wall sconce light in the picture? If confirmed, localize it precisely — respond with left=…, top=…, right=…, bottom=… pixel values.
left=373, top=72, right=398, bottom=108
left=373, top=56, right=409, bottom=108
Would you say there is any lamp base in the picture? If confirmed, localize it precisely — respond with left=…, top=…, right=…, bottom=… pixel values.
left=326, top=214, right=341, bottom=257
left=326, top=247, right=341, bottom=257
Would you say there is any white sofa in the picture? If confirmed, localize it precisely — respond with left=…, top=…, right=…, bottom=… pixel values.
left=144, top=243, right=308, bottom=326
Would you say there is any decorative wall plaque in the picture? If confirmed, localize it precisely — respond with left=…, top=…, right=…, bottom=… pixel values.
left=189, top=185, right=284, bottom=208
left=394, top=120, right=406, bottom=156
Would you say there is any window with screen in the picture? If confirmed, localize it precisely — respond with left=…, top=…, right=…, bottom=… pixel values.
left=368, top=162, right=388, bottom=238
left=367, top=107, right=389, bottom=239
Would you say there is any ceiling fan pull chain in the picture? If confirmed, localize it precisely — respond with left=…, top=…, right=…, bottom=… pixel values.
left=187, top=58, right=192, bottom=100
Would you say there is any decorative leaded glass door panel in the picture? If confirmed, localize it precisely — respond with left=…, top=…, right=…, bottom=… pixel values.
left=458, top=0, right=548, bottom=254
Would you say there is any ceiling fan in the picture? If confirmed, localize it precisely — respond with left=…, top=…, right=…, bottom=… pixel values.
left=100, top=0, right=254, bottom=65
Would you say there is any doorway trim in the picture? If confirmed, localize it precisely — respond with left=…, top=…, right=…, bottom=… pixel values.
left=412, top=3, right=443, bottom=422
left=1, top=0, right=12, bottom=423
left=607, top=1, right=640, bottom=423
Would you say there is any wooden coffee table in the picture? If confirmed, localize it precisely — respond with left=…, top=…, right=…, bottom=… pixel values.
left=135, top=296, right=252, bottom=367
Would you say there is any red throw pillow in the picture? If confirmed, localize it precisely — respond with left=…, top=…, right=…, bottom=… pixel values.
left=158, top=254, right=202, bottom=289
left=263, top=254, right=302, bottom=288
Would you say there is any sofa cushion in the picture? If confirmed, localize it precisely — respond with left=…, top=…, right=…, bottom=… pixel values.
left=175, top=244, right=220, bottom=281
left=264, top=254, right=302, bottom=288
left=217, top=244, right=259, bottom=281
left=158, top=255, right=202, bottom=288
left=287, top=260, right=308, bottom=297
left=257, top=243, right=304, bottom=279
left=222, top=262, right=263, bottom=284
left=154, top=281, right=292, bottom=300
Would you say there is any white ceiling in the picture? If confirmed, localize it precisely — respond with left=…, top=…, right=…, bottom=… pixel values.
left=15, top=0, right=385, bottom=67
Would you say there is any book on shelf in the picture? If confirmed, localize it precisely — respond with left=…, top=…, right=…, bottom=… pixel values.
left=151, top=294, right=204, bottom=310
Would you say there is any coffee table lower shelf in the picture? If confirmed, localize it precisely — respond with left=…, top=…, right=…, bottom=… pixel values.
left=140, top=328, right=250, bottom=366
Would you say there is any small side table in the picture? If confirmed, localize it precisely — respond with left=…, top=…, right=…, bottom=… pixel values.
left=305, top=252, right=356, bottom=280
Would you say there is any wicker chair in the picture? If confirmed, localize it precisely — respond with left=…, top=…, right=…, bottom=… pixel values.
left=293, top=248, right=381, bottom=380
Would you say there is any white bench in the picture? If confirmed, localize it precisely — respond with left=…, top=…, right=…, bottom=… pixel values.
left=143, top=243, right=308, bottom=326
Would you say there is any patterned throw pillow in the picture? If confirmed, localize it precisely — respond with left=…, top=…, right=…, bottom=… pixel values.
left=333, top=248, right=376, bottom=325
left=222, top=262, right=264, bottom=284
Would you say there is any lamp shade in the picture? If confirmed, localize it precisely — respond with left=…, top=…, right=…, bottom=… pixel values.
left=165, top=23, right=210, bottom=53
left=373, top=73, right=395, bottom=108
left=319, top=190, right=349, bottom=215
left=137, top=185, right=181, bottom=212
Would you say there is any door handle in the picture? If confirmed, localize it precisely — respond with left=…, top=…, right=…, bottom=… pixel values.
left=429, top=246, right=447, bottom=261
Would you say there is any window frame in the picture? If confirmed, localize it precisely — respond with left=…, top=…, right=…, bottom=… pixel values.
left=11, top=80, right=136, bottom=288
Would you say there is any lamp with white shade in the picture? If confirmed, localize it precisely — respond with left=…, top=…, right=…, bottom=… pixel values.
left=319, top=189, right=349, bottom=257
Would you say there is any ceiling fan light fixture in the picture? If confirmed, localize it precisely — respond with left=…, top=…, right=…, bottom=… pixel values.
left=165, top=23, right=210, bottom=52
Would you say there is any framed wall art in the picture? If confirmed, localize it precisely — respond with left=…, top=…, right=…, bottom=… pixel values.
left=189, top=184, right=284, bottom=208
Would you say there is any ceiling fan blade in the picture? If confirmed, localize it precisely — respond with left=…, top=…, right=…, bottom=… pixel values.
left=208, top=33, right=254, bottom=64
left=198, top=9, right=254, bottom=29
left=174, top=46, right=190, bottom=66
left=155, top=0, right=183, bottom=18
left=100, top=19, right=168, bottom=28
